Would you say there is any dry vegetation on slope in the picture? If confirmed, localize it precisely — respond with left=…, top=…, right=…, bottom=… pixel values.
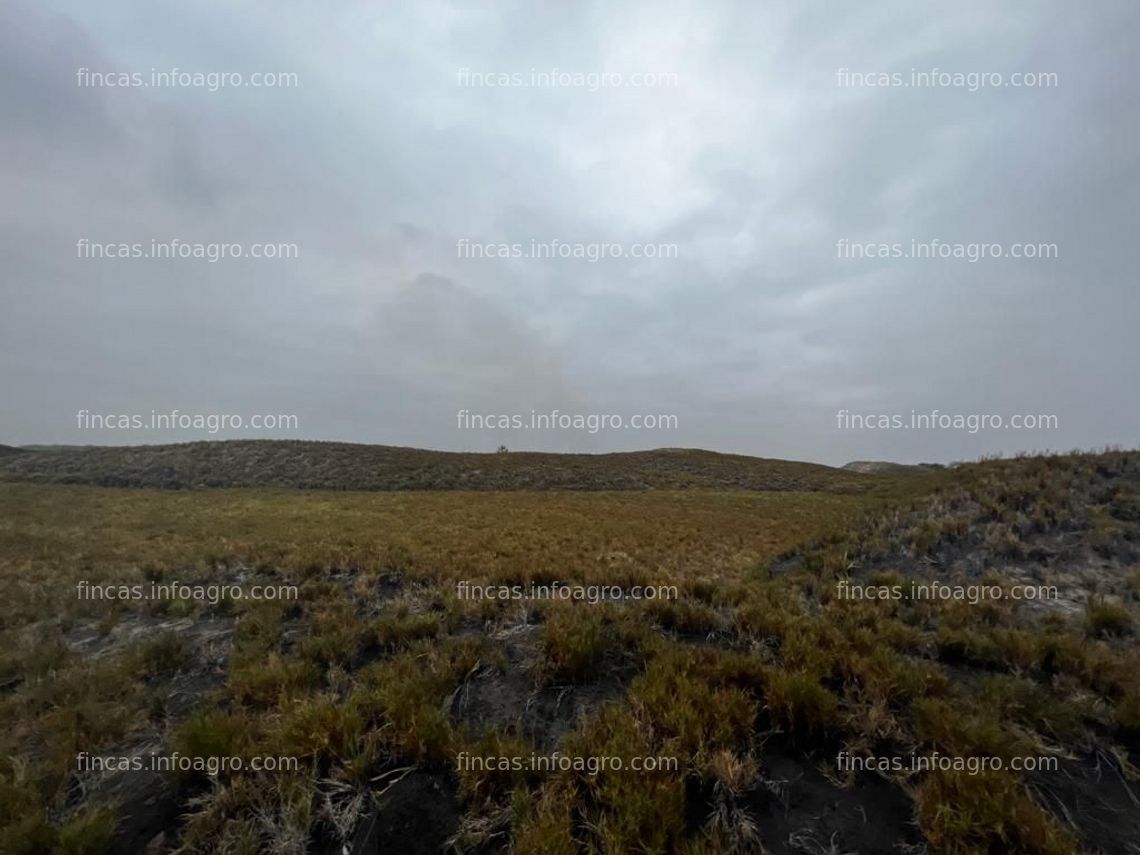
left=0, top=441, right=872, bottom=492
left=0, top=449, right=1137, bottom=854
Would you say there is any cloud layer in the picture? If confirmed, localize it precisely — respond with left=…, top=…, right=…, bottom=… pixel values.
left=3, top=0, right=1138, bottom=463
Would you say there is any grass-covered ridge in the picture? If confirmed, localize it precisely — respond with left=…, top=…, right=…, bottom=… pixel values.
left=0, top=440, right=878, bottom=492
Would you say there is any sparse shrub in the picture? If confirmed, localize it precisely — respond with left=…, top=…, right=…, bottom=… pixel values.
left=1110, top=486, right=1140, bottom=523
left=1088, top=506, right=1125, bottom=558
left=0, top=637, right=69, bottom=684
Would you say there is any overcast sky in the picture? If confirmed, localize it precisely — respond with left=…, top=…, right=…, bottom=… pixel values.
left=2, top=0, right=1138, bottom=465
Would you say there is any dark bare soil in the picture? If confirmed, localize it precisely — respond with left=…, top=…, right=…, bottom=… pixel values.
left=449, top=622, right=635, bottom=751
left=1029, top=753, right=1140, bottom=855
left=346, top=772, right=462, bottom=855
left=748, top=738, right=923, bottom=854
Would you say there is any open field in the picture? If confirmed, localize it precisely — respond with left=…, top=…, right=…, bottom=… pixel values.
left=1, top=449, right=1138, bottom=854
left=7, top=1, right=1136, bottom=852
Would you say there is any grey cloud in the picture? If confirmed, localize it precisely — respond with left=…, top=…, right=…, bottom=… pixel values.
left=2, top=0, right=1138, bottom=463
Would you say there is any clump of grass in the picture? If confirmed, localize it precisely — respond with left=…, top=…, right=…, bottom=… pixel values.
left=454, top=732, right=538, bottom=804
left=0, top=635, right=69, bottom=685
left=1087, top=506, right=1125, bottom=558
left=562, top=701, right=690, bottom=853
left=644, top=598, right=725, bottom=636
left=1085, top=596, right=1133, bottom=638
left=265, top=693, right=364, bottom=768
left=762, top=668, right=840, bottom=741
left=525, top=645, right=760, bottom=848
left=133, top=630, right=190, bottom=678
left=510, top=780, right=579, bottom=855
left=349, top=638, right=483, bottom=764
left=914, top=769, right=1075, bottom=855
left=232, top=600, right=287, bottom=655
left=228, top=654, right=321, bottom=708
left=977, top=675, right=1087, bottom=744
left=702, top=750, right=761, bottom=852
left=373, top=612, right=440, bottom=650
left=54, top=802, right=118, bottom=855
left=732, top=592, right=794, bottom=640
left=1124, top=566, right=1140, bottom=600
left=911, top=697, right=1017, bottom=759
left=0, top=788, right=119, bottom=855
left=1113, top=688, right=1140, bottom=733
left=176, top=773, right=315, bottom=855
left=170, top=709, right=250, bottom=784
left=298, top=602, right=367, bottom=667
left=623, top=649, right=757, bottom=757
left=982, top=521, right=1026, bottom=558
left=0, top=801, right=58, bottom=855
left=683, top=577, right=736, bottom=606
left=935, top=627, right=1019, bottom=671
left=587, top=775, right=688, bottom=852
left=540, top=608, right=609, bottom=682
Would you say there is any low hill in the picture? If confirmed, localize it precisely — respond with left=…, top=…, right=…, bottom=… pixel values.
left=0, top=445, right=26, bottom=457
left=0, top=440, right=872, bottom=492
left=842, top=460, right=942, bottom=474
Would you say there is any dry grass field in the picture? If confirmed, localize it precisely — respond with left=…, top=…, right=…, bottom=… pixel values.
left=1, top=448, right=1137, bottom=854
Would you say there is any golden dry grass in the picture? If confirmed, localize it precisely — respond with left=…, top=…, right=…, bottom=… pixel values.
left=2, top=450, right=1137, bottom=853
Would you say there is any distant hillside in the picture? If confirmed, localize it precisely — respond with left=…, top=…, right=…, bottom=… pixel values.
left=0, top=445, right=26, bottom=457
left=842, top=460, right=942, bottom=474
left=0, top=440, right=872, bottom=492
